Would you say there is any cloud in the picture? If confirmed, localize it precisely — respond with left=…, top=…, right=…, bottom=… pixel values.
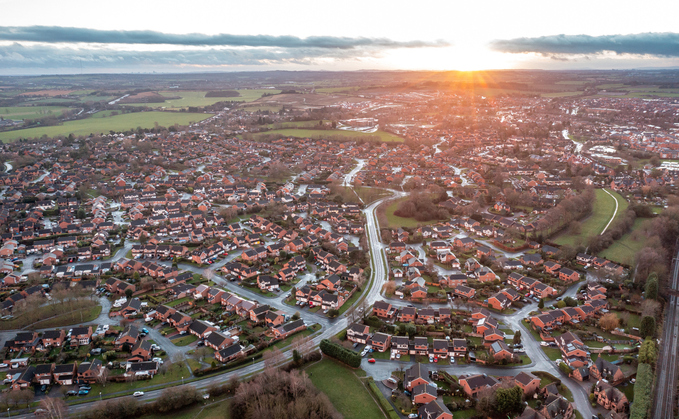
left=490, top=32, right=679, bottom=57
left=0, top=26, right=448, bottom=49
left=0, top=42, right=388, bottom=71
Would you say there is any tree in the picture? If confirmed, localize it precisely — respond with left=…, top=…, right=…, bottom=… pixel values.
left=564, top=296, right=577, bottom=307
left=139, top=232, right=148, bottom=245
left=76, top=207, right=86, bottom=220
left=39, top=397, right=68, bottom=419
left=598, top=313, right=620, bottom=331
left=125, top=288, right=133, bottom=299
left=640, top=316, right=656, bottom=338
left=512, top=330, right=522, bottom=345
left=645, top=273, right=659, bottom=300
left=638, top=338, right=657, bottom=364
left=538, top=298, right=544, bottom=309
left=495, top=386, right=523, bottom=415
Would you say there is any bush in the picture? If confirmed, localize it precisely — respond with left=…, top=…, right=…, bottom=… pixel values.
left=640, top=316, right=656, bottom=338
left=320, top=339, right=361, bottom=368
left=629, top=363, right=653, bottom=419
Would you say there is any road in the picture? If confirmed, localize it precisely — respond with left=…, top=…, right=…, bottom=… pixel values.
left=6, top=183, right=598, bottom=418
left=652, top=249, right=679, bottom=418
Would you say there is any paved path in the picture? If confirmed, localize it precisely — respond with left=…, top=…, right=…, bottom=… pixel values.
left=600, top=188, right=619, bottom=235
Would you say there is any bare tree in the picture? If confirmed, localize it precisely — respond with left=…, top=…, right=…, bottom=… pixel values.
left=39, top=397, right=68, bottom=419
left=96, top=368, right=109, bottom=387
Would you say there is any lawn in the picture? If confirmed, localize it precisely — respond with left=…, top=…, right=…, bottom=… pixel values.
left=382, top=197, right=441, bottom=229
left=306, top=359, right=386, bottom=419
left=555, top=189, right=628, bottom=246
left=173, top=335, right=198, bottom=347
left=0, top=111, right=212, bottom=142
left=0, top=106, right=71, bottom=120
left=599, top=218, right=648, bottom=265
left=246, top=128, right=403, bottom=143
left=94, top=363, right=191, bottom=397
left=541, top=347, right=562, bottom=361
left=0, top=303, right=101, bottom=330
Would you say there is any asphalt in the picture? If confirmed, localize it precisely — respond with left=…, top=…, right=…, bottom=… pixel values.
left=652, top=248, right=679, bottom=418
left=4, top=175, right=603, bottom=418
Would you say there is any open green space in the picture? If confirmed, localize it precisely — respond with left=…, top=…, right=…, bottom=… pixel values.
left=94, top=363, right=191, bottom=397
left=0, top=106, right=71, bottom=120
left=554, top=189, right=628, bottom=246
left=0, top=303, right=101, bottom=330
left=382, top=197, right=441, bottom=229
left=246, top=128, right=404, bottom=143
left=542, top=91, right=582, bottom=98
left=0, top=111, right=211, bottom=142
left=599, top=218, right=648, bottom=265
left=306, top=358, right=386, bottom=419
left=173, top=335, right=199, bottom=346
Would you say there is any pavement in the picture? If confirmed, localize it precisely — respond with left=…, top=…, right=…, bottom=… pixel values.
left=3, top=178, right=603, bottom=418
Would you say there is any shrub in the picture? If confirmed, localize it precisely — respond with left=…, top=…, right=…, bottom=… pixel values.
left=629, top=363, right=653, bottom=419
left=320, top=339, right=361, bottom=368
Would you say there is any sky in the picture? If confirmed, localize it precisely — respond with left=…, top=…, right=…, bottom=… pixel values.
left=1, top=0, right=679, bottom=75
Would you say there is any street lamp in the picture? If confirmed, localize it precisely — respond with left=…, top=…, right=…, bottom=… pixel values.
left=181, top=376, right=184, bottom=385
left=252, top=357, right=255, bottom=365
left=6, top=408, right=9, bottom=419
left=99, top=391, right=102, bottom=401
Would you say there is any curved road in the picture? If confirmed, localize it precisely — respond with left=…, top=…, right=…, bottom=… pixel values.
left=8, top=184, right=597, bottom=417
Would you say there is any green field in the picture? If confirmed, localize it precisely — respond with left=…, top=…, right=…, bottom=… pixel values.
left=247, top=128, right=403, bottom=143
left=0, top=111, right=211, bottom=142
left=0, top=106, right=71, bottom=120
left=542, top=91, right=582, bottom=98
left=554, top=189, right=628, bottom=246
left=306, top=359, right=385, bottom=419
left=382, top=197, right=441, bottom=229
left=599, top=218, right=648, bottom=265
left=158, top=91, right=231, bottom=108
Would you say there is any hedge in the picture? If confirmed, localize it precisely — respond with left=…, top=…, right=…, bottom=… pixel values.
left=194, top=353, right=263, bottom=376
left=319, top=339, right=361, bottom=368
left=367, top=378, right=400, bottom=419
left=629, top=363, right=653, bottom=419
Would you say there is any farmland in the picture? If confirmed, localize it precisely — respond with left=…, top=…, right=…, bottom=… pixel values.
left=0, top=111, right=211, bottom=142
left=0, top=106, right=71, bottom=120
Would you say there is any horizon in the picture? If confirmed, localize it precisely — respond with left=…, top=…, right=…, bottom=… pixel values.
left=1, top=0, right=679, bottom=74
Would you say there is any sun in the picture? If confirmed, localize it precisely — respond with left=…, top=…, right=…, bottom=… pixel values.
left=383, top=45, right=517, bottom=71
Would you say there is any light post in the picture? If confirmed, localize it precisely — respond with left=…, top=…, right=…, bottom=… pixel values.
left=7, top=408, right=9, bottom=419
left=99, top=391, right=102, bottom=401
left=252, top=357, right=255, bottom=365
left=181, top=376, right=184, bottom=385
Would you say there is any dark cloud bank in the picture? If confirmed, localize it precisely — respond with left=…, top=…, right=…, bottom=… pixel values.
left=490, top=32, right=679, bottom=57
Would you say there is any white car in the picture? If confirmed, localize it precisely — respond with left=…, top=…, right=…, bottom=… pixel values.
left=133, top=391, right=144, bottom=397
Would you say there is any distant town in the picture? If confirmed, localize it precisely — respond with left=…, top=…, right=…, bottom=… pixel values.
left=0, top=70, right=675, bottom=419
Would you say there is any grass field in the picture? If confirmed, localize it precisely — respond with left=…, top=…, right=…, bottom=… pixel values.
left=172, top=335, right=198, bottom=347
left=542, top=91, right=582, bottom=98
left=0, top=303, right=101, bottom=330
left=554, top=189, right=628, bottom=246
left=158, top=91, right=230, bottom=109
left=382, top=197, right=441, bottom=229
left=306, top=359, right=385, bottom=419
left=0, top=111, right=211, bottom=142
left=247, top=127, right=403, bottom=143
left=599, top=218, right=648, bottom=265
left=0, top=106, right=71, bottom=120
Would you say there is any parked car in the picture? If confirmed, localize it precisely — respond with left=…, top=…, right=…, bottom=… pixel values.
left=133, top=391, right=144, bottom=397
left=66, top=390, right=78, bottom=396
left=79, top=386, right=91, bottom=391
left=368, top=358, right=376, bottom=363
left=78, top=389, right=90, bottom=396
